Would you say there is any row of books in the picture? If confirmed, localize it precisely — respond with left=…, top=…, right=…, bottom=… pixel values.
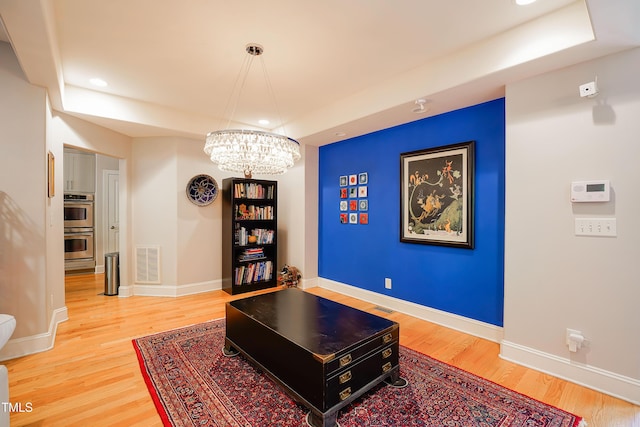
left=233, top=182, right=275, bottom=200
left=235, top=227, right=275, bottom=246
left=235, top=204, right=274, bottom=220
left=234, top=261, right=273, bottom=285
left=238, top=248, right=265, bottom=262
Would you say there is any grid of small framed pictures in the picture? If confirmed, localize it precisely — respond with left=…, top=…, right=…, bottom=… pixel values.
left=339, top=172, right=368, bottom=225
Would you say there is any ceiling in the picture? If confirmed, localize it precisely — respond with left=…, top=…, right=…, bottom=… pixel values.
left=0, top=0, right=638, bottom=146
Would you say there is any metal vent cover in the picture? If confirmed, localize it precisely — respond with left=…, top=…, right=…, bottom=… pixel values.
left=135, top=246, right=161, bottom=284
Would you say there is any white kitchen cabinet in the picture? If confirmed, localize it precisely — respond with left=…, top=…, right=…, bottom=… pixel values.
left=63, top=150, right=96, bottom=193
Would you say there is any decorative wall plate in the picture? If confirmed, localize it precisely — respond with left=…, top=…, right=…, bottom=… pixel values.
left=186, top=174, right=218, bottom=206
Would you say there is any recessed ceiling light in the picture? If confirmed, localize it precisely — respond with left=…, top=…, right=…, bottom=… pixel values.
left=89, top=78, right=108, bottom=87
left=514, top=0, right=537, bottom=5
left=258, top=119, right=270, bottom=126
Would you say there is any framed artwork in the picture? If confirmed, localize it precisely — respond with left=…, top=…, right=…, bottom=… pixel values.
left=47, top=151, right=55, bottom=198
left=400, top=141, right=474, bottom=248
left=349, top=187, right=357, bottom=198
left=349, top=200, right=357, bottom=211
left=349, top=175, right=358, bottom=185
left=359, top=199, right=368, bottom=211
left=359, top=213, right=368, bottom=224
left=358, top=172, right=368, bottom=184
left=340, top=201, right=348, bottom=211
left=358, top=186, right=367, bottom=197
left=340, top=213, right=348, bottom=224
left=349, top=213, right=358, bottom=224
left=340, top=176, right=348, bottom=187
left=340, top=188, right=348, bottom=199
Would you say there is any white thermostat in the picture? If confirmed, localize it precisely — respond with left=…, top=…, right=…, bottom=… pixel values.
left=571, top=180, right=610, bottom=202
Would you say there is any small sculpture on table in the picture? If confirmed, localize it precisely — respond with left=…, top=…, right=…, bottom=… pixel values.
left=277, top=265, right=301, bottom=288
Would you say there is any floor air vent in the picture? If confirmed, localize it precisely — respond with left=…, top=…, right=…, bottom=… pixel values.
left=374, top=305, right=394, bottom=314
left=135, top=246, right=161, bottom=284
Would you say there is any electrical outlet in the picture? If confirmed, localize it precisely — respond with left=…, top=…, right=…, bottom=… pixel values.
left=384, top=278, right=392, bottom=289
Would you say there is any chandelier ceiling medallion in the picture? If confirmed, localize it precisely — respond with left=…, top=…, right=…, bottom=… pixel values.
left=204, top=43, right=301, bottom=178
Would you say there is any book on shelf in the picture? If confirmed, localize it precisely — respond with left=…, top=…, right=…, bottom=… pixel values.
left=234, top=182, right=275, bottom=200
left=234, top=260, right=273, bottom=285
left=238, top=248, right=265, bottom=262
left=234, top=227, right=275, bottom=246
left=235, top=204, right=274, bottom=220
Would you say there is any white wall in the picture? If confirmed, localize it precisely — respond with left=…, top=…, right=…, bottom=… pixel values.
left=503, top=47, right=640, bottom=404
left=276, top=143, right=318, bottom=284
left=0, top=42, right=49, bottom=341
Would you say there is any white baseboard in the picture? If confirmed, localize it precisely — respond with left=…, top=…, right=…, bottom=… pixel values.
left=501, top=340, right=640, bottom=406
left=0, top=307, right=68, bottom=362
left=317, top=278, right=503, bottom=343
left=131, top=279, right=221, bottom=297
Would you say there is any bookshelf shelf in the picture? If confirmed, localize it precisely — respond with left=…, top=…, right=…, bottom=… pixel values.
left=222, top=178, right=278, bottom=295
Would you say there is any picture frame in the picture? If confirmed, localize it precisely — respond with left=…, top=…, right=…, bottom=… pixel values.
left=47, top=151, right=55, bottom=198
left=400, top=141, right=474, bottom=248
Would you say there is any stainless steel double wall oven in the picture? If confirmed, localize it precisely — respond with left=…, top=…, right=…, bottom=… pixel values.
left=64, top=194, right=95, bottom=271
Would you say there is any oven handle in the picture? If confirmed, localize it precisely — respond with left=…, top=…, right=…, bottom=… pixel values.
left=64, top=230, right=94, bottom=236
left=64, top=201, right=93, bottom=207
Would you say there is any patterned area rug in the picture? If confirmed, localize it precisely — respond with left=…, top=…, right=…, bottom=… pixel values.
left=133, top=319, right=584, bottom=427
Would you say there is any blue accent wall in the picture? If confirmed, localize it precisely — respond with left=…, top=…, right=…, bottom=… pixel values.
left=318, top=99, right=505, bottom=326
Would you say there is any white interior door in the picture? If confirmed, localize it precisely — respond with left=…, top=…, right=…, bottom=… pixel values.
left=105, top=170, right=120, bottom=253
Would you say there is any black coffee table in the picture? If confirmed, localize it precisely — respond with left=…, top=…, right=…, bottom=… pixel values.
left=224, top=288, right=406, bottom=427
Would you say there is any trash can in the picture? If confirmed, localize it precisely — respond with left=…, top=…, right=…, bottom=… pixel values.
left=104, top=252, right=120, bottom=296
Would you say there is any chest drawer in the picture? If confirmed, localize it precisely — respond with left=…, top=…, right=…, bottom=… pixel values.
left=326, top=325, right=398, bottom=375
left=325, top=341, right=399, bottom=409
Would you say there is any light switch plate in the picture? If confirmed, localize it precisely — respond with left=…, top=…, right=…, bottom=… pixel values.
left=575, top=218, right=616, bottom=236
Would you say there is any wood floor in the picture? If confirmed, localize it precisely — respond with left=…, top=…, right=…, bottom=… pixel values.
left=4, top=274, right=639, bottom=427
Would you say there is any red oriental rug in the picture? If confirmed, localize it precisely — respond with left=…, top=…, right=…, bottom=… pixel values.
left=132, top=319, right=585, bottom=427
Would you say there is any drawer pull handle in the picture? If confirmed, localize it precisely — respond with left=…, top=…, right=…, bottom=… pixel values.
left=383, top=333, right=393, bottom=344
left=339, top=387, right=352, bottom=401
left=339, top=354, right=352, bottom=367
left=382, top=362, right=392, bottom=373
left=382, top=348, right=393, bottom=359
left=339, top=371, right=352, bottom=384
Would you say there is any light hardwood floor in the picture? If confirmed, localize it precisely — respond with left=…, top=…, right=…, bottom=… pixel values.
left=4, top=274, right=639, bottom=426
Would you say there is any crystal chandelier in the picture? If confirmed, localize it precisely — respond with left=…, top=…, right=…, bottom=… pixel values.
left=204, top=44, right=301, bottom=178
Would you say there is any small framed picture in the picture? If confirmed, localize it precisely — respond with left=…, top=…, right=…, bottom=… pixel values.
left=349, top=175, right=358, bottom=186
left=359, top=213, right=368, bottom=224
left=340, top=176, right=348, bottom=187
left=349, top=200, right=357, bottom=211
left=359, top=200, right=368, bottom=211
left=349, top=187, right=357, bottom=198
left=349, top=213, right=358, bottom=224
left=340, top=201, right=348, bottom=211
left=340, top=188, right=348, bottom=199
left=358, top=186, right=367, bottom=197
left=358, top=172, right=368, bottom=184
left=340, top=213, right=348, bottom=224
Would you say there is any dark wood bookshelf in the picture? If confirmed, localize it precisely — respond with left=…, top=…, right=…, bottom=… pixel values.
left=222, top=178, right=277, bottom=295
